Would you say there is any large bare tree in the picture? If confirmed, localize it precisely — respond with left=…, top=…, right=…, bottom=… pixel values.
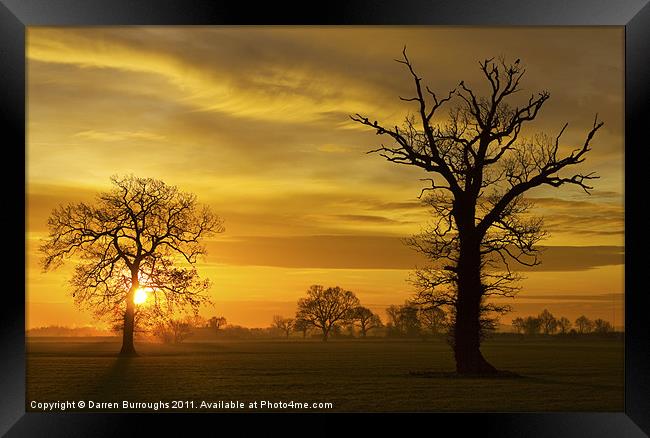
left=40, top=175, right=224, bottom=356
left=351, top=50, right=603, bottom=374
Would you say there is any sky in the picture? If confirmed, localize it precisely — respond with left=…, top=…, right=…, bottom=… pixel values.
left=26, top=27, right=624, bottom=330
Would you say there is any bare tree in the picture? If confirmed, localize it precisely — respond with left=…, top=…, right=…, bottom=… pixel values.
left=538, top=309, right=558, bottom=335
left=575, top=315, right=595, bottom=334
left=351, top=306, right=383, bottom=337
left=272, top=315, right=295, bottom=338
left=153, top=318, right=194, bottom=344
left=522, top=316, right=542, bottom=335
left=351, top=50, right=602, bottom=374
left=417, top=306, right=447, bottom=335
left=40, top=175, right=224, bottom=356
left=293, top=317, right=312, bottom=338
left=295, top=285, right=360, bottom=341
left=511, top=317, right=525, bottom=334
left=593, top=318, right=613, bottom=333
left=557, top=316, right=572, bottom=334
left=385, top=302, right=422, bottom=337
left=208, top=316, right=228, bottom=332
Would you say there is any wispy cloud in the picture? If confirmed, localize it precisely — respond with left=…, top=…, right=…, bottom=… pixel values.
left=73, top=130, right=167, bottom=142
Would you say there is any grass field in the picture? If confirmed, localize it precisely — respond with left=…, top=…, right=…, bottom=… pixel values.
left=26, top=336, right=624, bottom=412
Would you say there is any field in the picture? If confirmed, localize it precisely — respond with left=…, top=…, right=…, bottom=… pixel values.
left=26, top=336, right=624, bottom=412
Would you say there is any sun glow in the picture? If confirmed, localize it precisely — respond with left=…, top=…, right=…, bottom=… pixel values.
left=133, top=288, right=148, bottom=305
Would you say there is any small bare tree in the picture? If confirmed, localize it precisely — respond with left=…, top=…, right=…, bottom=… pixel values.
left=40, top=175, right=224, bottom=356
left=538, top=309, right=558, bottom=334
left=575, top=315, right=595, bottom=334
left=153, top=318, right=194, bottom=344
left=351, top=306, right=383, bottom=337
left=385, top=302, right=422, bottom=337
left=272, top=315, right=295, bottom=338
left=593, top=318, right=613, bottom=333
left=557, top=316, right=572, bottom=334
left=523, top=316, right=542, bottom=335
left=296, top=285, right=360, bottom=341
left=293, top=317, right=312, bottom=338
left=511, top=317, right=525, bottom=334
left=417, top=306, right=447, bottom=335
left=208, top=316, right=228, bottom=332
left=351, top=49, right=602, bottom=374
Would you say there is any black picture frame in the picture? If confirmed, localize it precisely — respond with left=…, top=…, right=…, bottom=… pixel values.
left=1, top=1, right=648, bottom=436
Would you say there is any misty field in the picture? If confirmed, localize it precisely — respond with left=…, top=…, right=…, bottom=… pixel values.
left=26, top=336, right=623, bottom=412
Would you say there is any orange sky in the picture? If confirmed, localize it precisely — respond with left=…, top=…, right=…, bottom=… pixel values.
left=26, top=27, right=624, bottom=329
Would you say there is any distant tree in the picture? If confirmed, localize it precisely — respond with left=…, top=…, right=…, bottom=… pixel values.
left=293, top=317, right=312, bottom=338
left=415, top=292, right=508, bottom=342
left=402, top=304, right=423, bottom=337
left=557, top=316, right=572, bottom=334
left=575, top=315, right=594, bottom=334
left=40, top=175, right=223, bottom=356
left=417, top=306, right=447, bottom=335
left=208, top=316, right=227, bottom=332
left=593, top=318, right=613, bottom=334
left=385, top=302, right=422, bottom=337
left=153, top=318, right=193, bottom=344
left=385, top=305, right=401, bottom=336
left=296, top=285, right=360, bottom=341
left=351, top=306, right=383, bottom=337
left=272, top=315, right=295, bottom=338
left=219, top=325, right=253, bottom=339
left=522, top=316, right=542, bottom=335
left=538, top=309, right=558, bottom=334
left=511, top=317, right=525, bottom=334
left=343, top=323, right=357, bottom=337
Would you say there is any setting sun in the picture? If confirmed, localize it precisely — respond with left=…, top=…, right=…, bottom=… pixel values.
left=133, top=288, right=148, bottom=305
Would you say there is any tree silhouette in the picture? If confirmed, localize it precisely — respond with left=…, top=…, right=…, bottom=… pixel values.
left=208, top=316, right=228, bottom=332
left=295, top=285, right=360, bottom=341
left=417, top=306, right=447, bottom=335
left=538, top=309, right=558, bottom=335
left=351, top=306, right=383, bottom=337
left=522, top=316, right=542, bottom=335
left=511, top=317, right=525, bottom=334
left=352, top=50, right=602, bottom=374
left=40, top=175, right=224, bottom=356
left=557, top=316, right=572, bottom=334
left=293, top=317, right=311, bottom=338
left=575, top=315, right=594, bottom=334
left=593, top=318, right=613, bottom=333
left=153, top=318, right=194, bottom=344
left=386, top=302, right=422, bottom=337
left=272, top=315, right=295, bottom=338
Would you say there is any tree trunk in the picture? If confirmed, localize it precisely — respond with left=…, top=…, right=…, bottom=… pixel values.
left=453, top=230, right=497, bottom=375
left=322, top=327, right=329, bottom=342
left=119, top=281, right=138, bottom=356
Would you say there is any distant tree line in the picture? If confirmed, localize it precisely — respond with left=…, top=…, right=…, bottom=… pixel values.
left=511, top=309, right=615, bottom=335
left=227, top=285, right=486, bottom=341
left=272, top=285, right=459, bottom=341
left=118, top=294, right=617, bottom=345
